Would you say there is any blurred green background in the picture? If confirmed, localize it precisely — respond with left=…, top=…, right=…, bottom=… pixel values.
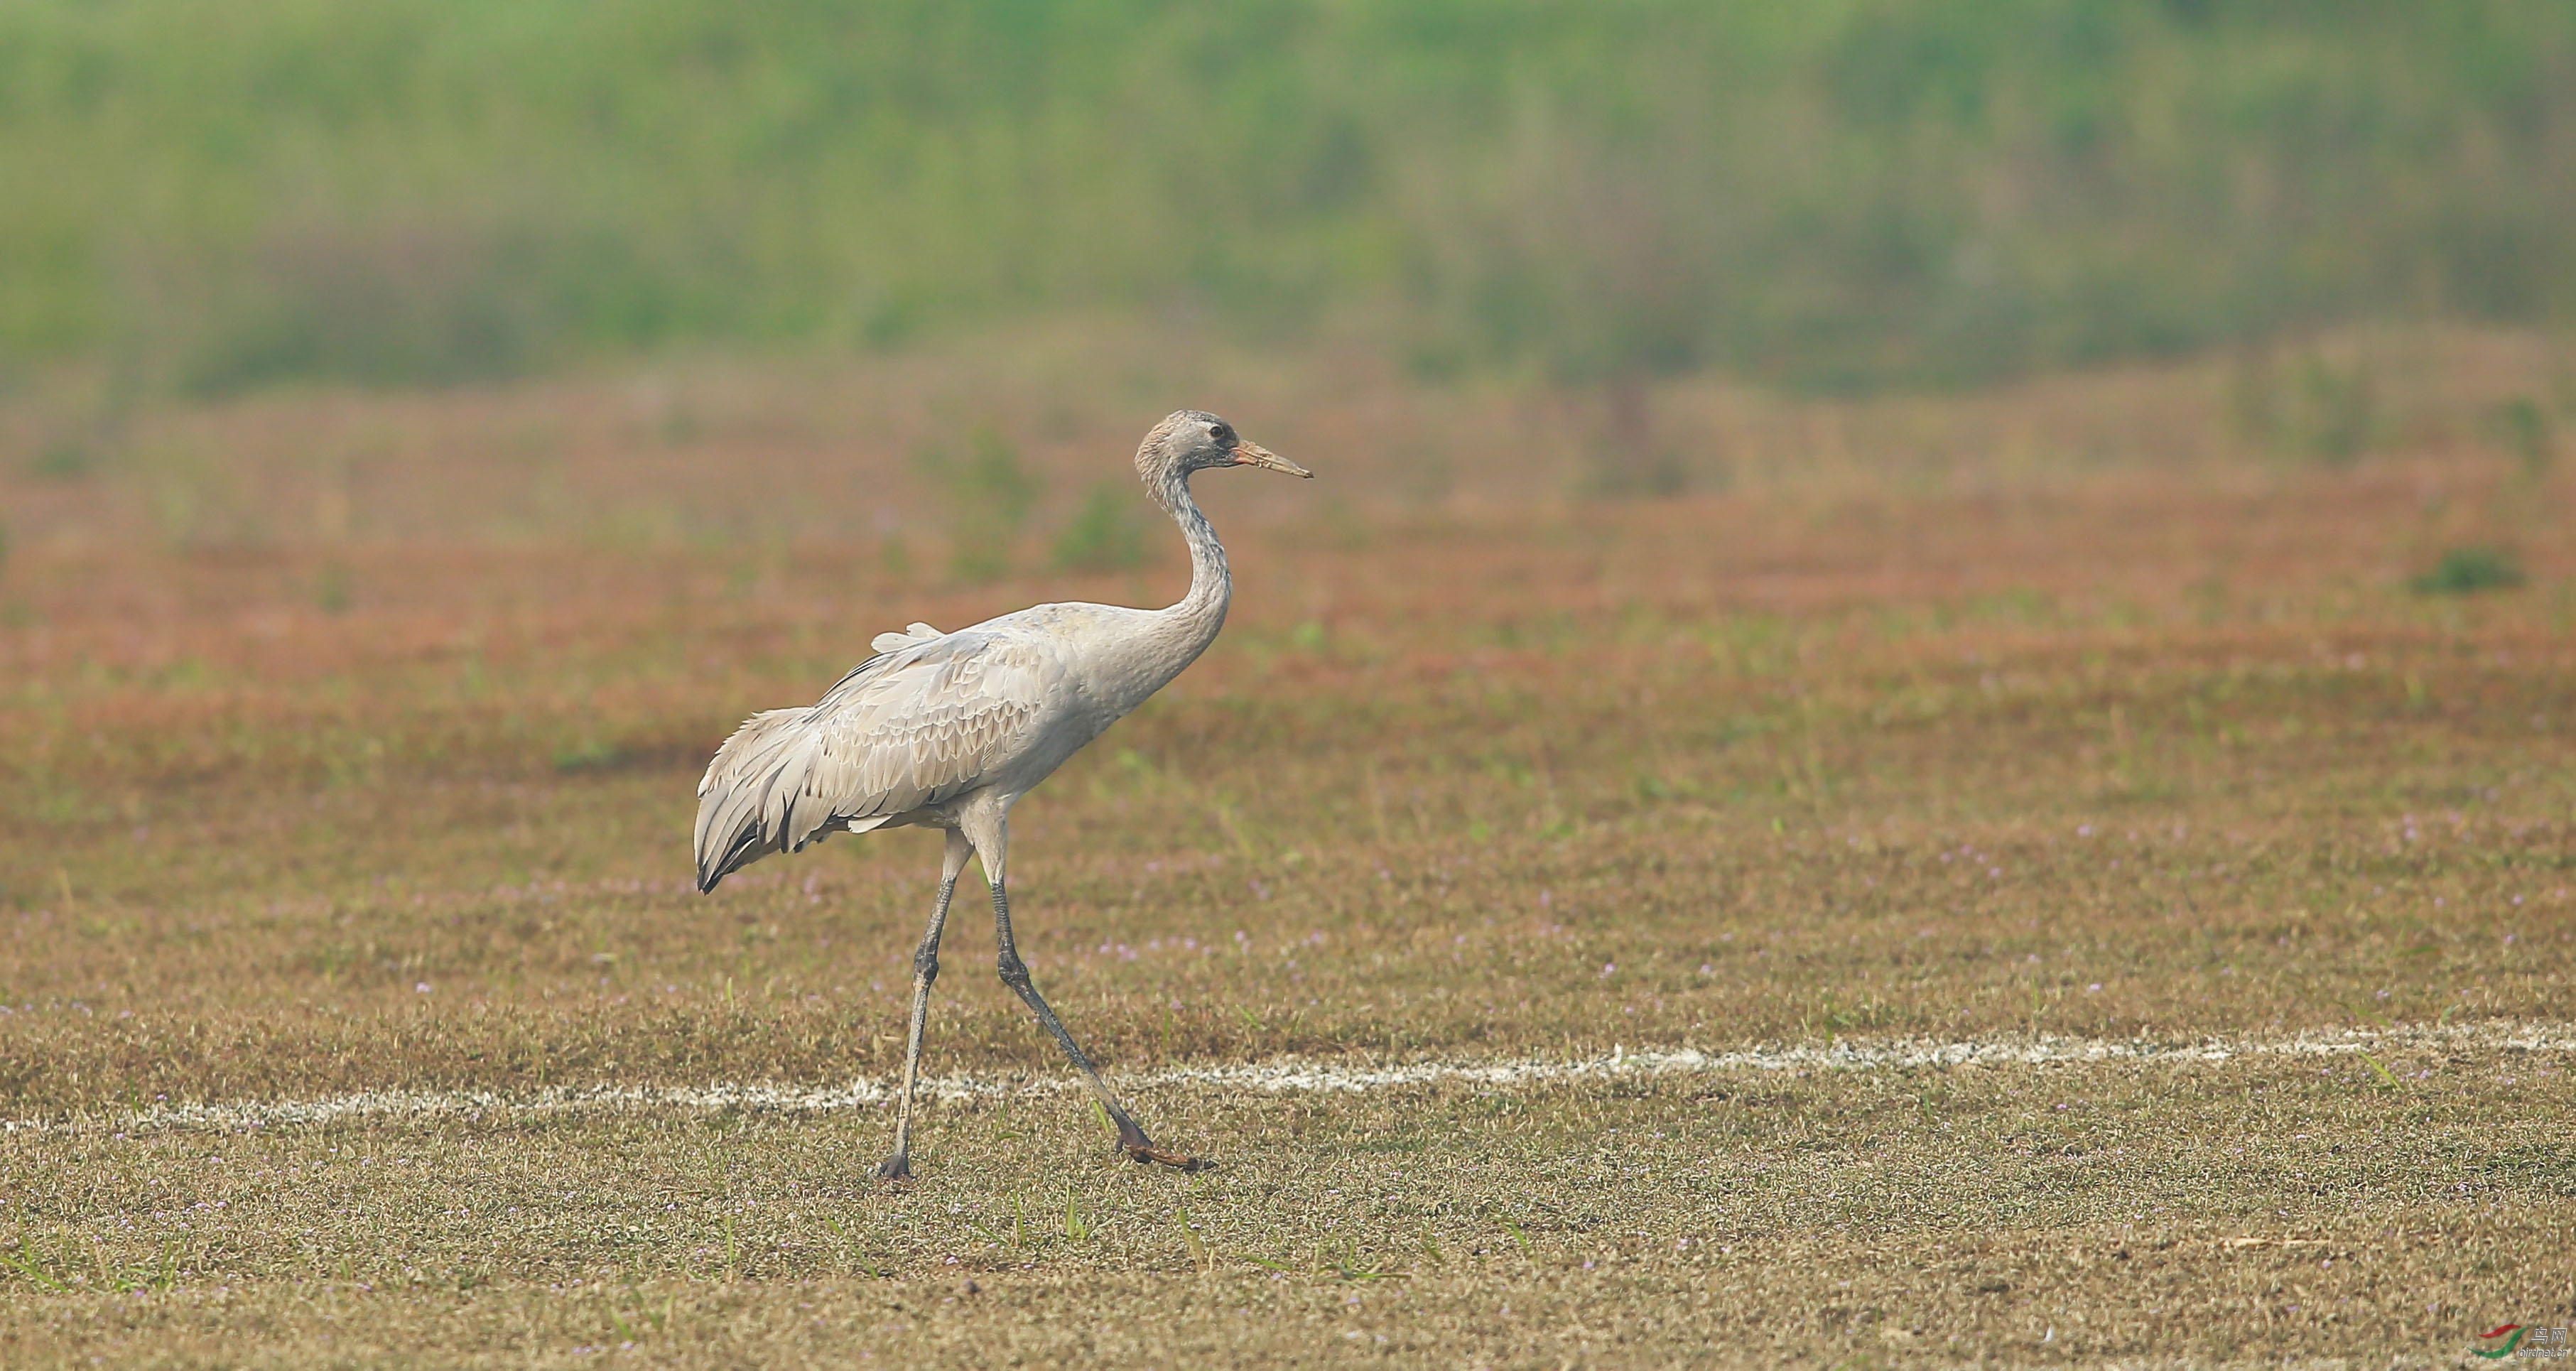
left=2, top=0, right=2571, bottom=396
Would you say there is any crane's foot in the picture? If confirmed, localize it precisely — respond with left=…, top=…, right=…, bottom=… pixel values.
left=1123, top=1142, right=1216, bottom=1173
left=874, top=1152, right=914, bottom=1183
left=1108, top=1110, right=1214, bottom=1171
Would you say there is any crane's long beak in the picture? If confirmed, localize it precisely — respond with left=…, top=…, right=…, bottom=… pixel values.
left=1230, top=440, right=1312, bottom=478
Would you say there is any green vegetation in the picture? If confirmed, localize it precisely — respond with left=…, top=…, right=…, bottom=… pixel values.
left=1052, top=481, right=1147, bottom=573
left=916, top=426, right=1042, bottom=582
left=2412, top=544, right=2526, bottom=595
left=3, top=0, right=2572, bottom=392
left=2486, top=396, right=2557, bottom=476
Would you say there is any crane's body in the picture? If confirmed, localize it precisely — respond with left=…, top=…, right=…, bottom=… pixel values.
left=692, top=410, right=1309, bottom=1179
left=696, top=600, right=1219, bottom=874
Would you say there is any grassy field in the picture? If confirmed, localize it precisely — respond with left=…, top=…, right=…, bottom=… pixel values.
left=1, top=331, right=2572, bottom=1365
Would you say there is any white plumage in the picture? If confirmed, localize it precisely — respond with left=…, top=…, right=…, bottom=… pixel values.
left=691, top=410, right=1310, bottom=1180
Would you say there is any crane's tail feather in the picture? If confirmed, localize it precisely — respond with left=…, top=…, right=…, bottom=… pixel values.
left=694, top=709, right=808, bottom=892
left=696, top=707, right=907, bottom=892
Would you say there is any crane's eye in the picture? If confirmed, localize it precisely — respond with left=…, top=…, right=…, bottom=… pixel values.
left=1212, top=426, right=1233, bottom=445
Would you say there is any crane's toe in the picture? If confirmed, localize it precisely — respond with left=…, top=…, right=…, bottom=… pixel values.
left=874, top=1153, right=914, bottom=1183
left=1125, top=1142, right=1216, bottom=1173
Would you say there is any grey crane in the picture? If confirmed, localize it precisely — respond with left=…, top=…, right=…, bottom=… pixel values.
left=693, top=410, right=1310, bottom=1180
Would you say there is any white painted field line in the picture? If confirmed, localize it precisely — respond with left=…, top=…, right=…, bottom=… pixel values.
left=1162, top=1021, right=2576, bottom=1093
left=7, top=1022, right=2569, bottom=1138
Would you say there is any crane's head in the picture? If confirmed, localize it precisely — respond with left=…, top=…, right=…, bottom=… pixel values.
left=1137, top=410, right=1311, bottom=485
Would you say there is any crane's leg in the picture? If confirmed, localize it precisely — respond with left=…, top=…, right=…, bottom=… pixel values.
left=967, top=809, right=1209, bottom=1172
left=876, top=828, right=972, bottom=1182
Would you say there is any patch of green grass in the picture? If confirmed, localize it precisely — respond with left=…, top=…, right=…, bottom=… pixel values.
left=2412, top=545, right=2526, bottom=595
left=1053, top=482, right=1148, bottom=573
left=28, top=439, right=98, bottom=481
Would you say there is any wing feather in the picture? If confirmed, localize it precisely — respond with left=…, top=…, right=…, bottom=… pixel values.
left=692, top=633, right=1057, bottom=891
left=870, top=621, right=944, bottom=654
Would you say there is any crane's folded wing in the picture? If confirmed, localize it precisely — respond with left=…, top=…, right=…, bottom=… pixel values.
left=693, top=634, right=1059, bottom=891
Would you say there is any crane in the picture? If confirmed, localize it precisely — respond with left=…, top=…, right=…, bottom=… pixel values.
left=693, top=410, right=1311, bottom=1180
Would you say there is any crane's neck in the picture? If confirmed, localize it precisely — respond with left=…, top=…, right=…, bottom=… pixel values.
left=1147, top=464, right=1231, bottom=664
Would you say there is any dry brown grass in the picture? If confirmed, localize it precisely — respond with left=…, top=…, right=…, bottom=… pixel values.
left=1, top=329, right=2572, bottom=1365
left=0, top=1059, right=2570, bottom=1367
